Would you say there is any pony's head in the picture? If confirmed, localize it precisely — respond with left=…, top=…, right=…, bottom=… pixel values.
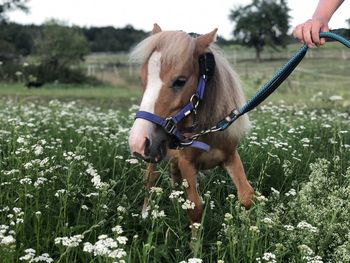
left=128, top=24, right=217, bottom=162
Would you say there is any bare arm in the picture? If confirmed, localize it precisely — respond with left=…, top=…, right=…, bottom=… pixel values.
left=293, top=0, right=344, bottom=47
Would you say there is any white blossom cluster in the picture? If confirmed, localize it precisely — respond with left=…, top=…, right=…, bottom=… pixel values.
left=83, top=234, right=127, bottom=259
left=19, top=248, right=54, bottom=263
left=54, top=234, right=84, bottom=248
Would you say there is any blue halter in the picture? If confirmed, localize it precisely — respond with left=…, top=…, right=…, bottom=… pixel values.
left=135, top=53, right=215, bottom=152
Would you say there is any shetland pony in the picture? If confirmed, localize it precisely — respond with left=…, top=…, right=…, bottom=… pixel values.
left=129, top=24, right=254, bottom=225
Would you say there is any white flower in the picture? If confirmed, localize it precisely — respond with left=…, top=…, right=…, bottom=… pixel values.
left=116, top=236, right=128, bottom=245
left=329, top=95, right=343, bottom=101
left=17, top=136, right=26, bottom=144
left=190, top=223, right=201, bottom=229
left=112, top=225, right=123, bottom=234
left=283, top=224, right=294, bottom=231
left=297, top=221, right=318, bottom=233
left=182, top=179, right=189, bottom=188
left=249, top=226, right=260, bottom=233
left=285, top=188, right=296, bottom=197
left=169, top=190, right=184, bottom=200
left=125, top=158, right=139, bottom=164
left=181, top=199, right=195, bottom=210
left=262, top=217, right=274, bottom=227
left=1, top=235, right=15, bottom=245
left=150, top=187, right=163, bottom=195
left=55, top=234, right=84, bottom=248
left=224, top=213, right=233, bottom=221
left=34, top=145, right=44, bottom=156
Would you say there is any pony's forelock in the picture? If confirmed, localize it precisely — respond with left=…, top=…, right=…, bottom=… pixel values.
left=130, top=31, right=195, bottom=67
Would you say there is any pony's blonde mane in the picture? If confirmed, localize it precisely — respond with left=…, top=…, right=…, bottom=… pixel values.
left=130, top=31, right=250, bottom=141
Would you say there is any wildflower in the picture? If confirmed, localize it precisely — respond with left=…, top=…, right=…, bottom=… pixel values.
left=297, top=221, right=318, bottom=233
left=224, top=213, right=233, bottom=221
left=262, top=217, right=274, bottom=227
left=249, top=226, right=260, bottom=233
left=117, top=206, right=126, bottom=213
left=35, top=211, right=42, bottom=217
left=83, top=234, right=127, bottom=259
left=285, top=188, right=296, bottom=197
left=270, top=187, right=280, bottom=197
left=298, top=244, right=314, bottom=256
left=190, top=223, right=201, bottom=230
left=1, top=234, right=15, bottom=245
left=55, top=189, right=67, bottom=197
left=182, top=179, right=189, bottom=188
left=55, top=234, right=84, bottom=248
left=112, top=225, right=123, bottom=234
left=329, top=95, right=343, bottom=101
left=151, top=208, right=166, bottom=219
left=34, top=145, right=44, bottom=156
left=150, top=187, right=163, bottom=195
left=169, top=190, right=184, bottom=199
left=19, top=249, right=54, bottom=263
left=188, top=258, right=203, bottom=263
left=210, top=200, right=215, bottom=209
left=226, top=194, right=235, bottom=201
left=283, top=224, right=294, bottom=231
left=125, top=158, right=139, bottom=164
left=17, top=136, right=26, bottom=144
left=181, top=199, right=195, bottom=210
left=256, top=252, right=277, bottom=263
left=256, top=194, right=268, bottom=204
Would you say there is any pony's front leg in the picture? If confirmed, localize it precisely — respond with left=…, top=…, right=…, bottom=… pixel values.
left=178, top=158, right=202, bottom=224
left=142, top=163, right=158, bottom=218
left=224, top=150, right=254, bottom=209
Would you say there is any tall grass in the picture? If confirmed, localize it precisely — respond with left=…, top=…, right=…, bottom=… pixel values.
left=0, top=98, right=349, bottom=262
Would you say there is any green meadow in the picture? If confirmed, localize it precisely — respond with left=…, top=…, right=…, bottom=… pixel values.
left=0, top=42, right=349, bottom=262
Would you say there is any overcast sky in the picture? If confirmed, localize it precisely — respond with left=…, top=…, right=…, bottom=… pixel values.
left=7, top=0, right=350, bottom=39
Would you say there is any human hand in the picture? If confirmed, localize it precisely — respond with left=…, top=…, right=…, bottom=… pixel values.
left=293, top=18, right=329, bottom=47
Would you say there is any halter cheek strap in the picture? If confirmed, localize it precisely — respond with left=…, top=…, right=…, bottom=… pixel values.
left=134, top=53, right=215, bottom=152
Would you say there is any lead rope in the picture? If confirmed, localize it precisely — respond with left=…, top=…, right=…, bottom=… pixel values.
left=186, top=32, right=350, bottom=144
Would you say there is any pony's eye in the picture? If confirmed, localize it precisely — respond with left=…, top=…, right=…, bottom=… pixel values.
left=172, top=77, right=187, bottom=88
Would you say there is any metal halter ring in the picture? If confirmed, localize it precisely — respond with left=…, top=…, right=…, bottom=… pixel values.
left=190, top=94, right=200, bottom=109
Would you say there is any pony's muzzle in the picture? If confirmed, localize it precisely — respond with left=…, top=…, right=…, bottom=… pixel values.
left=129, top=119, right=168, bottom=163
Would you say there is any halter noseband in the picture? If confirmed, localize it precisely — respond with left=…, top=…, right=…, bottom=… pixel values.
left=135, top=52, right=216, bottom=152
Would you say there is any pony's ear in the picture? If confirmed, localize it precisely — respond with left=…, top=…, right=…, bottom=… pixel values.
left=151, top=23, right=162, bottom=35
left=196, top=28, right=218, bottom=52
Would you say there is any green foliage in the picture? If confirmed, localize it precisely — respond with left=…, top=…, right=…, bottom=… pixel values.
left=28, top=20, right=90, bottom=84
left=0, top=0, right=28, bottom=21
left=229, top=0, right=290, bottom=62
left=83, top=24, right=147, bottom=53
left=37, top=20, right=89, bottom=70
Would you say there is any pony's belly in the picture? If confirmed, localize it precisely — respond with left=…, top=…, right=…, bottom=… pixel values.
left=166, top=148, right=227, bottom=170
left=196, top=149, right=226, bottom=169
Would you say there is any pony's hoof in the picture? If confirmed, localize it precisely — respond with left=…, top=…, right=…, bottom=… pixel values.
left=238, top=187, right=255, bottom=209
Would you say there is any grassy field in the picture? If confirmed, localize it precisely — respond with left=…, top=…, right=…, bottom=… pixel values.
left=0, top=43, right=349, bottom=262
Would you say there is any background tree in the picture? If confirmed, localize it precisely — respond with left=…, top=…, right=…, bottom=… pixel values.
left=0, top=0, right=28, bottom=21
left=229, top=0, right=290, bottom=62
left=33, top=20, right=90, bottom=83
left=347, top=18, right=350, bottom=28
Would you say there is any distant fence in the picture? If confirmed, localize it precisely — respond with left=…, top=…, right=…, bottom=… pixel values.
left=84, top=44, right=349, bottom=85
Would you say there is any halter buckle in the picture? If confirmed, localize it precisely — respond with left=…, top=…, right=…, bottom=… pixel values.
left=164, top=118, right=177, bottom=134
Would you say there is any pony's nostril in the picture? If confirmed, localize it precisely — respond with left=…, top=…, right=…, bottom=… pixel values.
left=144, top=137, right=151, bottom=157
